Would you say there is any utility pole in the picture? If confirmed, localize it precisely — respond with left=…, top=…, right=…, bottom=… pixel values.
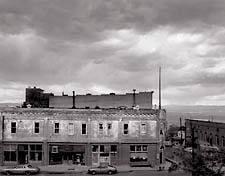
left=159, top=67, right=161, bottom=110
left=191, top=126, right=197, bottom=176
left=180, top=117, right=183, bottom=145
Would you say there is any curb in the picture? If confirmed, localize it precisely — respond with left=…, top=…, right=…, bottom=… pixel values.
left=40, top=169, right=169, bottom=174
left=40, top=170, right=134, bottom=174
left=40, top=170, right=87, bottom=174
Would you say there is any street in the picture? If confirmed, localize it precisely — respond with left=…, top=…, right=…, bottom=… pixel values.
left=37, top=170, right=191, bottom=176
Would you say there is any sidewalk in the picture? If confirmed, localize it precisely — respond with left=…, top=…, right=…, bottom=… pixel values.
left=39, top=162, right=172, bottom=174
left=0, top=162, right=172, bottom=174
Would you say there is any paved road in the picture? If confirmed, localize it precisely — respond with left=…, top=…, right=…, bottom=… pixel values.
left=38, top=170, right=191, bottom=176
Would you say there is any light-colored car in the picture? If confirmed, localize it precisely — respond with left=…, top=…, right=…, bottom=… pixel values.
left=1, top=164, right=40, bottom=175
left=88, top=165, right=117, bottom=175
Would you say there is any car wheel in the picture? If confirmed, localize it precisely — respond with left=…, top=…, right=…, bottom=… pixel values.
left=108, top=170, right=113, bottom=175
left=91, top=171, right=96, bottom=175
left=6, top=171, right=10, bottom=175
left=25, top=171, right=30, bottom=175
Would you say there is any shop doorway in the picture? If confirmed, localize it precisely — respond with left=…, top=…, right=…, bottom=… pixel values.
left=49, top=145, right=85, bottom=165
left=18, top=145, right=28, bottom=164
left=100, top=153, right=110, bottom=165
left=62, top=152, right=73, bottom=164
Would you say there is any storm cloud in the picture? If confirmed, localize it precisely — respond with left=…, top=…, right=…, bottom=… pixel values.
left=1, top=0, right=225, bottom=105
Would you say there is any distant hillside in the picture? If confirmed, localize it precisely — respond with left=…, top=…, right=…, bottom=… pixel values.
left=0, top=103, right=22, bottom=108
left=164, top=105, right=225, bottom=126
left=0, top=103, right=224, bottom=127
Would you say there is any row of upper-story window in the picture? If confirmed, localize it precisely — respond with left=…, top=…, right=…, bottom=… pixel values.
left=10, top=122, right=148, bottom=135
left=197, top=130, right=225, bottom=147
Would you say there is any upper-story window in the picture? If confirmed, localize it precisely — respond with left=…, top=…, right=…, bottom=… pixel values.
left=140, top=123, right=147, bottom=134
left=11, top=122, right=16, bottom=133
left=107, top=123, right=112, bottom=135
left=99, top=123, right=103, bottom=134
left=54, top=123, right=59, bottom=134
left=82, top=124, right=87, bottom=135
left=123, top=124, right=128, bottom=135
left=68, top=123, right=74, bottom=135
left=34, top=122, right=39, bottom=133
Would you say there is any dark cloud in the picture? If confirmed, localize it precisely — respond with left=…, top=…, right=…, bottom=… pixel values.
left=0, top=0, right=225, bottom=104
left=1, top=0, right=224, bottom=40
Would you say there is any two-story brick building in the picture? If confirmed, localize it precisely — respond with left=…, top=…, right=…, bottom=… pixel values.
left=185, top=119, right=225, bottom=151
left=0, top=108, right=166, bottom=167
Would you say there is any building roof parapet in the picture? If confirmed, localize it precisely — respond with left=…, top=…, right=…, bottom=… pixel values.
left=0, top=107, right=161, bottom=114
left=0, top=107, right=163, bottom=120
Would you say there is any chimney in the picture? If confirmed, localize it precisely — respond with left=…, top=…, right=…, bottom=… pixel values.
left=133, top=89, right=136, bottom=107
left=72, top=91, right=75, bottom=109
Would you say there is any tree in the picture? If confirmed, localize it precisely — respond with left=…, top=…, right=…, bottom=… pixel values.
left=182, top=149, right=225, bottom=176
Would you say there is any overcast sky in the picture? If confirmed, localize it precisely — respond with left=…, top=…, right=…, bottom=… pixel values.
left=1, top=0, right=225, bottom=105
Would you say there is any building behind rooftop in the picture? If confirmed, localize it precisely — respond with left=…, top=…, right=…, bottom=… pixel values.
left=25, top=86, right=54, bottom=108
left=24, top=86, right=154, bottom=109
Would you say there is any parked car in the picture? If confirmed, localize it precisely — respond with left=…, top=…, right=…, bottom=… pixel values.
left=88, top=165, right=117, bottom=175
left=1, top=164, right=40, bottom=175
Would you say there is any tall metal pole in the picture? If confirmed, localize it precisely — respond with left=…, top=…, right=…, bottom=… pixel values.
left=180, top=117, right=183, bottom=144
left=192, top=125, right=196, bottom=176
left=159, top=67, right=161, bottom=110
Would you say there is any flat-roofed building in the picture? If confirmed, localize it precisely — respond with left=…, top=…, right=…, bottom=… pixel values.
left=0, top=108, right=166, bottom=167
left=185, top=119, right=225, bottom=151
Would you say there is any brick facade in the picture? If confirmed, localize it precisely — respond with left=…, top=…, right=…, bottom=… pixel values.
left=0, top=108, right=166, bottom=166
left=185, top=119, right=225, bottom=150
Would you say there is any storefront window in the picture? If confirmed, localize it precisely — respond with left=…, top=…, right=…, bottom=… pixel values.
left=136, top=146, right=141, bottom=151
left=130, top=152, right=147, bottom=162
left=92, top=145, right=98, bottom=152
left=143, top=145, right=147, bottom=151
left=111, top=145, right=117, bottom=153
left=30, top=144, right=42, bottom=161
left=100, top=145, right=104, bottom=152
left=4, top=151, right=16, bottom=161
left=130, top=146, right=135, bottom=152
left=130, top=145, right=148, bottom=162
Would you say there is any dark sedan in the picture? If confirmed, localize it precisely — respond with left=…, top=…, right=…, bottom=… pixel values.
left=88, top=165, right=117, bottom=175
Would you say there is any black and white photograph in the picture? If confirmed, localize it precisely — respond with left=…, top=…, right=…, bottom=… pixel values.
left=0, top=0, right=225, bottom=175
